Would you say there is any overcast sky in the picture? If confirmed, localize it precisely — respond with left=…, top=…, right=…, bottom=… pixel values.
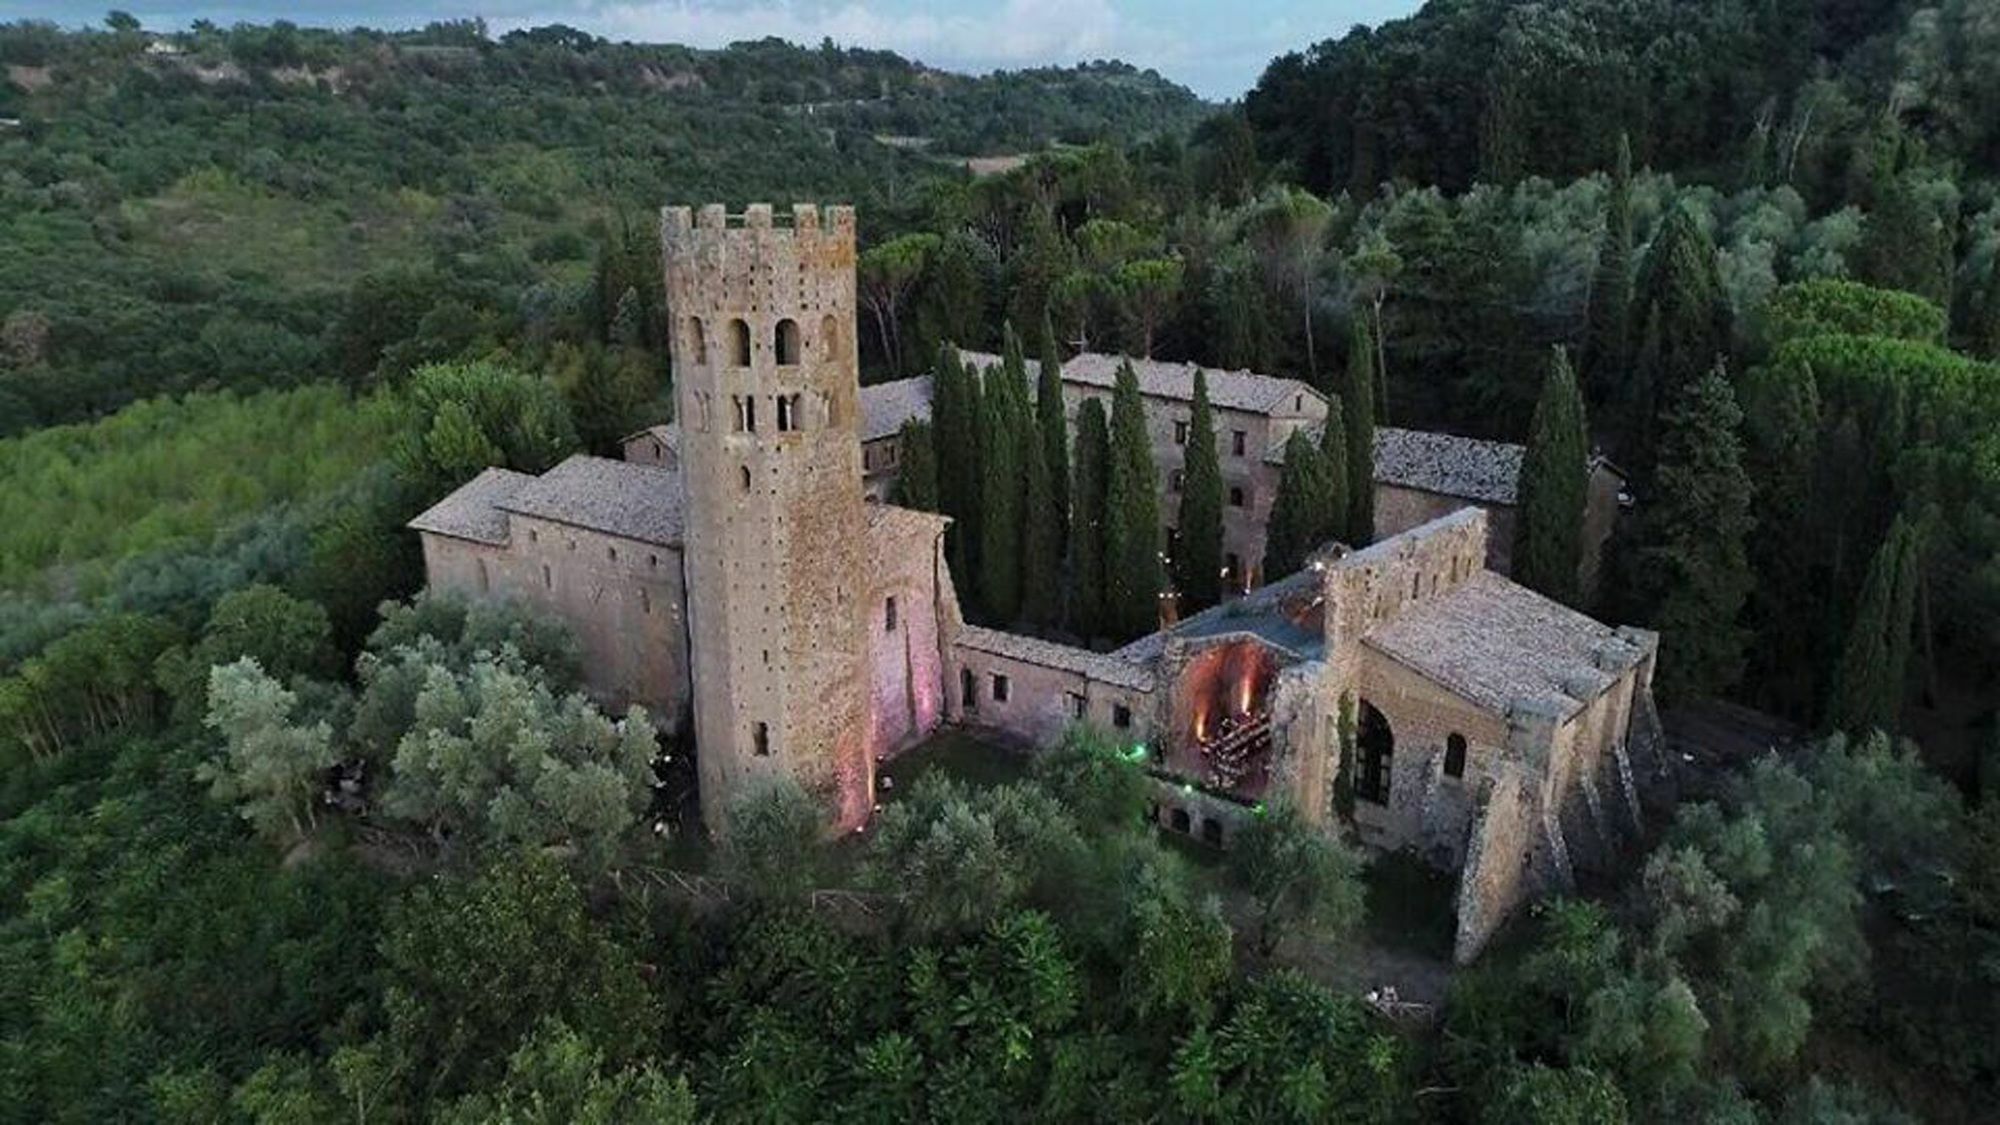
left=13, top=0, right=1421, bottom=98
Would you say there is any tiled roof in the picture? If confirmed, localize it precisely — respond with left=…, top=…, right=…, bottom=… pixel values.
left=860, top=376, right=934, bottom=442
left=408, top=468, right=534, bottom=545
left=1110, top=567, right=1326, bottom=666
left=497, top=455, right=685, bottom=547
left=1266, top=424, right=1525, bottom=505
left=867, top=502, right=950, bottom=540
left=956, top=625, right=1157, bottom=692
left=957, top=350, right=1321, bottom=417
left=626, top=423, right=678, bottom=452
left=1363, top=570, right=1653, bottom=718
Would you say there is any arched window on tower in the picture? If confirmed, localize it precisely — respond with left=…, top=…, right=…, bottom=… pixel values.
left=686, top=316, right=707, bottom=364
left=729, top=318, right=751, bottom=366
left=775, top=318, right=800, bottom=366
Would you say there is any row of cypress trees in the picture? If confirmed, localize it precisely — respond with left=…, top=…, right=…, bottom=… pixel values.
left=904, top=319, right=1169, bottom=644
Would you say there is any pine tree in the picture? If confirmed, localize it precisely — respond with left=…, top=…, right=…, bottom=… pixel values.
left=1515, top=348, right=1590, bottom=605
left=1036, top=311, right=1071, bottom=559
left=1583, top=134, right=1634, bottom=405
left=1629, top=203, right=1730, bottom=478
left=1068, top=398, right=1111, bottom=639
left=1176, top=369, right=1225, bottom=612
left=1826, top=517, right=1920, bottom=734
left=1264, top=430, right=1330, bottom=580
left=978, top=335, right=1027, bottom=622
left=1630, top=363, right=1756, bottom=702
left=1342, top=322, right=1377, bottom=544
left=1104, top=360, right=1164, bottom=640
left=891, top=419, right=938, bottom=511
left=1318, top=396, right=1348, bottom=551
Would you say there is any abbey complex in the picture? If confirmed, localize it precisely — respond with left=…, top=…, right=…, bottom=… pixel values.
left=412, top=204, right=1666, bottom=962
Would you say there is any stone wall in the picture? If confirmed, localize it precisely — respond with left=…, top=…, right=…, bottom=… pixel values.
left=622, top=429, right=678, bottom=470
left=1344, top=653, right=1510, bottom=867
left=948, top=637, right=1155, bottom=750
left=1453, top=765, right=1537, bottom=962
left=864, top=513, right=953, bottom=764
left=1374, top=485, right=1515, bottom=573
left=418, top=519, right=690, bottom=724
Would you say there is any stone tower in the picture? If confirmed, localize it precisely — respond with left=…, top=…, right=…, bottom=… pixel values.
left=661, top=203, right=872, bottom=835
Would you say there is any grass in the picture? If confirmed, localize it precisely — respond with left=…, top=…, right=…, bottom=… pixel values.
left=1362, top=849, right=1460, bottom=961
left=876, top=728, right=1029, bottom=800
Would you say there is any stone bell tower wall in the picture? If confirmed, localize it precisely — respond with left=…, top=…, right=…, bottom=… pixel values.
left=662, top=203, right=872, bottom=834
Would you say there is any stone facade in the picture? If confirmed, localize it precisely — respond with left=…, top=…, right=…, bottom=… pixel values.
left=662, top=203, right=876, bottom=832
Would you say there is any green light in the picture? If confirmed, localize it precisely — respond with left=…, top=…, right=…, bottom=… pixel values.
left=1182, top=783, right=1194, bottom=795
left=1253, top=803, right=1267, bottom=817
left=1123, top=743, right=1148, bottom=762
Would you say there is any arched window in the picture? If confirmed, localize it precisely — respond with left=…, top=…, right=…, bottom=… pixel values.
left=1169, top=808, right=1192, bottom=834
left=1444, top=733, right=1467, bottom=779
left=820, top=313, right=840, bottom=360
left=1229, top=485, right=1246, bottom=508
left=1356, top=700, right=1394, bottom=805
left=739, top=465, right=751, bottom=492
left=686, top=316, right=707, bottom=364
left=774, top=318, right=800, bottom=365
left=728, top=318, right=751, bottom=366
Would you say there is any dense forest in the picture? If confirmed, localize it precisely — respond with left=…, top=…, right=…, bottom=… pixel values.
left=2, top=4, right=1997, bottom=1122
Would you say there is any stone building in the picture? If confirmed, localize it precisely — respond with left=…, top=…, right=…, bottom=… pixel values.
left=849, top=354, right=1624, bottom=592
left=411, top=201, right=1662, bottom=959
left=949, top=507, right=1664, bottom=962
left=413, top=204, right=957, bottom=834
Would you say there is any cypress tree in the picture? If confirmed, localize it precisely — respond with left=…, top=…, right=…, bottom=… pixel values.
left=1318, top=396, right=1348, bottom=551
left=1826, top=517, right=1920, bottom=734
left=1514, top=347, right=1590, bottom=605
left=930, top=345, right=979, bottom=583
left=891, top=419, right=939, bottom=512
left=1630, top=363, right=1756, bottom=702
left=1977, top=266, right=2000, bottom=362
left=1176, top=369, right=1225, bottom=612
left=1583, top=134, right=1634, bottom=405
left=1629, top=203, right=1730, bottom=477
left=1342, top=321, right=1377, bottom=544
left=1264, top=430, right=1330, bottom=580
left=1068, top=398, right=1111, bottom=639
left=1018, top=423, right=1061, bottom=630
left=978, top=343, right=1026, bottom=623
left=1104, top=360, right=1165, bottom=640
left=1741, top=360, right=1821, bottom=713
left=1036, top=311, right=1071, bottom=557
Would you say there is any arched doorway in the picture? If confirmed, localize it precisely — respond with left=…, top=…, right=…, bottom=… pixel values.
left=1356, top=700, right=1394, bottom=805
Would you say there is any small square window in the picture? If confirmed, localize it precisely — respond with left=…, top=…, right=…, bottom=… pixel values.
left=1231, top=430, right=1247, bottom=456
left=1112, top=703, right=1132, bottom=729
left=1228, top=486, right=1246, bottom=508
left=992, top=673, right=1011, bottom=703
left=1067, top=692, right=1086, bottom=719
left=1174, top=420, right=1188, bottom=445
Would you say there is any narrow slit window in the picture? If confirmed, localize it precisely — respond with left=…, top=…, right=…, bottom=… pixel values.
left=1445, top=733, right=1467, bottom=779
left=687, top=316, right=707, bottom=364
left=885, top=596, right=898, bottom=632
left=751, top=721, right=771, bottom=757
